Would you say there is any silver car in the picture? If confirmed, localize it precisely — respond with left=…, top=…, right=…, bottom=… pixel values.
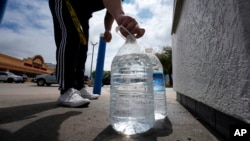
left=0, top=71, right=24, bottom=83
left=33, top=72, right=57, bottom=86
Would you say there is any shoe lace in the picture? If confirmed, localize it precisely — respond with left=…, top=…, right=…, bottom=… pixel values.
left=85, top=90, right=92, bottom=96
left=73, top=89, right=81, bottom=95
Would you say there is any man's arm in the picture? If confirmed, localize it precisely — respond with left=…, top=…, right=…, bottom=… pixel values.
left=102, top=0, right=125, bottom=21
left=103, top=11, right=114, bottom=42
left=103, top=0, right=145, bottom=38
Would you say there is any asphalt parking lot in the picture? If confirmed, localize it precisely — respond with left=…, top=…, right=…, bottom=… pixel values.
left=0, top=82, right=224, bottom=141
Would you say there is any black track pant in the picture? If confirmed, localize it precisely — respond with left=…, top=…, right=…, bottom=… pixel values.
left=49, top=0, right=89, bottom=94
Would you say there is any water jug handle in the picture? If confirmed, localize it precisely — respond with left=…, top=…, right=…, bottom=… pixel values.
left=115, top=25, right=136, bottom=41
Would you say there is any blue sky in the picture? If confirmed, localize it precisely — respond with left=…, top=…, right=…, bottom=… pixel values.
left=0, top=0, right=173, bottom=76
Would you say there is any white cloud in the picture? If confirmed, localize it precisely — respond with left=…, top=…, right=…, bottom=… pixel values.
left=0, top=0, right=173, bottom=76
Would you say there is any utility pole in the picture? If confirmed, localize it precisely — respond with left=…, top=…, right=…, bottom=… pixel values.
left=90, top=41, right=98, bottom=80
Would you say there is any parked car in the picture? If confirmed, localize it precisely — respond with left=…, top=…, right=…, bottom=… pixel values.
left=102, top=74, right=110, bottom=86
left=33, top=72, right=89, bottom=86
left=33, top=72, right=57, bottom=86
left=22, top=74, right=28, bottom=82
left=0, top=71, right=24, bottom=83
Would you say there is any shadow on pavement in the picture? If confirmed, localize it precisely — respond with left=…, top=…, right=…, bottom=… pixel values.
left=93, top=117, right=173, bottom=141
left=0, top=102, right=82, bottom=141
left=0, top=102, right=58, bottom=124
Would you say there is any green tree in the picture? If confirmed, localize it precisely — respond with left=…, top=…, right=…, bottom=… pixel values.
left=155, top=46, right=173, bottom=86
left=92, top=70, right=110, bottom=79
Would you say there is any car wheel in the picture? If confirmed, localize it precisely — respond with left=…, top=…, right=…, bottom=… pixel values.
left=46, top=83, right=51, bottom=86
left=37, top=79, right=45, bottom=86
left=7, top=78, right=14, bottom=83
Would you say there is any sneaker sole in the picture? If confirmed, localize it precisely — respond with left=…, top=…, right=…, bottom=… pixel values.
left=81, top=95, right=99, bottom=100
left=57, top=100, right=90, bottom=108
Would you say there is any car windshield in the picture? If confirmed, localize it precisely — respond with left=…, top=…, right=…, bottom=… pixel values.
left=7, top=72, right=15, bottom=76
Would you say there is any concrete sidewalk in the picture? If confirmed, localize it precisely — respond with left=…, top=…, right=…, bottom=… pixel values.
left=0, top=83, right=224, bottom=141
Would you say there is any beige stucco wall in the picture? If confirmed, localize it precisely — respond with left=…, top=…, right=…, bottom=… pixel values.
left=172, top=0, right=250, bottom=123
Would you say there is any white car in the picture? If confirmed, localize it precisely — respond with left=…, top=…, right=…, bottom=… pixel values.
left=33, top=72, right=57, bottom=86
left=0, top=71, right=24, bottom=83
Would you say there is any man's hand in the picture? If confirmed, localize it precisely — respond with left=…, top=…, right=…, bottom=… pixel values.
left=103, top=30, right=112, bottom=42
left=116, top=15, right=145, bottom=38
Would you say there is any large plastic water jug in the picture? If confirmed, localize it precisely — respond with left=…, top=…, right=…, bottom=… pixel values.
left=145, top=48, right=167, bottom=120
left=110, top=26, right=154, bottom=135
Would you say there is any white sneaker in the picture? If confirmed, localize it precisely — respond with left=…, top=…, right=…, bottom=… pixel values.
left=79, top=88, right=99, bottom=100
left=57, top=88, right=90, bottom=107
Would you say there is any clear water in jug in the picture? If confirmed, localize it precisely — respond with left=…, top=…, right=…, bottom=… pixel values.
left=110, top=29, right=154, bottom=135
